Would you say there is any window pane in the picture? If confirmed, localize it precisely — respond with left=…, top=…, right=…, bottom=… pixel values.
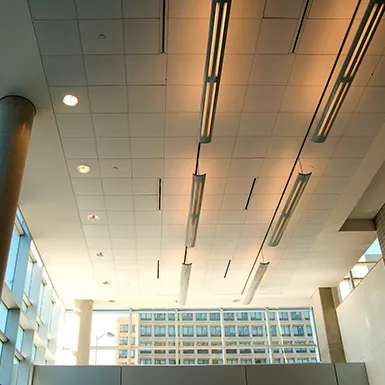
left=0, top=302, right=8, bottom=332
left=5, top=228, right=20, bottom=289
left=16, top=326, right=24, bottom=352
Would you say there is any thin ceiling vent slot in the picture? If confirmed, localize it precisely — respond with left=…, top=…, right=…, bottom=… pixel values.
left=158, top=178, right=162, bottom=210
left=160, top=0, right=168, bottom=53
left=224, top=259, right=232, bottom=278
left=244, top=178, right=257, bottom=210
left=291, top=0, right=312, bottom=53
left=157, top=260, right=160, bottom=279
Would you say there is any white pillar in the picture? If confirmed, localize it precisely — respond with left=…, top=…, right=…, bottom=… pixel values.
left=74, top=299, right=93, bottom=365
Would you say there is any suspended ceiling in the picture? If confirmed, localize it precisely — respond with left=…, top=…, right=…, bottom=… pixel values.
left=2, top=0, right=385, bottom=308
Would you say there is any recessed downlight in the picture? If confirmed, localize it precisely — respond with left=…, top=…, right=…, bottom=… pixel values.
left=96, top=252, right=105, bottom=258
left=62, top=94, right=78, bottom=106
left=87, top=214, right=99, bottom=221
left=103, top=281, right=111, bottom=285
left=77, top=164, right=91, bottom=174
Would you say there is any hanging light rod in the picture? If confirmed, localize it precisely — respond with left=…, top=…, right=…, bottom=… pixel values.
left=185, top=173, right=206, bottom=248
left=312, top=0, right=385, bottom=143
left=243, top=262, right=270, bottom=305
left=268, top=172, right=311, bottom=247
left=179, top=262, right=192, bottom=306
left=198, top=0, right=231, bottom=144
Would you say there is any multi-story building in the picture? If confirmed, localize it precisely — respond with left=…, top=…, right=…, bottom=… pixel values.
left=115, top=308, right=317, bottom=365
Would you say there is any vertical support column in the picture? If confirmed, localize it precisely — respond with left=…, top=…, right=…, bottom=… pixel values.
left=264, top=308, right=274, bottom=364
left=0, top=96, right=35, bottom=299
left=175, top=309, right=179, bottom=365
left=374, top=204, right=385, bottom=258
left=219, top=308, right=226, bottom=363
left=128, top=308, right=133, bottom=365
left=311, top=288, right=346, bottom=363
left=17, top=330, right=34, bottom=385
left=74, top=299, right=93, bottom=365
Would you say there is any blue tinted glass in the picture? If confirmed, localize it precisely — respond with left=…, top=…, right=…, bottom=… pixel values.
left=5, top=229, right=21, bottom=288
left=0, top=302, right=8, bottom=332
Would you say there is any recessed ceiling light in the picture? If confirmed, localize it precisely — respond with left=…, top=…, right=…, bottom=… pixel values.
left=77, top=164, right=91, bottom=174
left=96, top=252, right=105, bottom=258
left=87, top=214, right=99, bottom=221
left=103, top=281, right=111, bottom=285
left=62, top=94, right=78, bottom=106
left=108, top=300, right=115, bottom=303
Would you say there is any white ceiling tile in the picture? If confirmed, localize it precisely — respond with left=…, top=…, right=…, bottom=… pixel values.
left=199, top=210, right=220, bottom=225
left=196, top=225, right=217, bottom=239
left=79, top=210, right=107, bottom=224
left=281, top=86, right=323, bottom=112
left=86, top=237, right=111, bottom=249
left=241, top=223, right=269, bottom=237
left=123, top=0, right=160, bottom=18
left=29, top=0, right=76, bottom=19
left=216, top=224, right=243, bottom=238
left=340, top=86, right=365, bottom=113
left=343, top=114, right=385, bottom=137
left=354, top=55, right=381, bottom=86
left=162, top=195, right=189, bottom=210
left=126, top=55, right=166, bottom=85
left=199, top=159, right=232, bottom=177
left=35, top=21, right=81, bottom=54
left=298, top=19, right=350, bottom=54
left=333, top=137, right=374, bottom=158
left=315, top=178, right=350, bottom=194
left=356, top=87, right=385, bottom=113
left=112, top=238, right=136, bottom=250
left=130, top=138, right=164, bottom=158
left=267, top=137, right=302, bottom=158
left=218, top=210, right=247, bottom=224
left=369, top=56, right=385, bottom=86
left=43, top=55, right=86, bottom=86
left=162, top=225, right=186, bottom=238
left=137, top=250, right=161, bottom=260
left=76, top=0, right=122, bottom=18
left=137, top=238, right=161, bottom=250
left=214, top=114, right=240, bottom=137
left=136, top=225, right=161, bottom=238
left=309, top=0, right=360, bottom=18
left=205, top=178, right=227, bottom=195
left=216, top=86, right=247, bottom=113
left=260, top=158, right=295, bottom=177
left=133, top=195, right=158, bottom=211
left=367, top=20, right=385, bottom=55
left=265, top=0, right=304, bottom=18
left=97, top=138, right=130, bottom=158
left=135, top=211, right=162, bottom=225
left=233, top=137, right=269, bottom=158
left=299, top=209, right=332, bottom=224
left=72, top=178, right=103, bottom=194
left=293, top=223, right=324, bottom=238
left=83, top=224, right=110, bottom=238
left=323, top=159, right=361, bottom=177
left=249, top=194, right=280, bottom=210
left=225, top=178, right=254, bottom=195
left=164, top=159, right=195, bottom=177
left=132, top=178, right=158, bottom=195
left=243, top=86, right=286, bottom=112
left=300, top=158, right=329, bottom=176
left=129, top=114, right=165, bottom=137
left=67, top=159, right=100, bottom=178
left=238, top=113, right=276, bottom=136
left=76, top=195, right=105, bottom=210
left=107, top=210, right=135, bottom=224
left=306, top=194, right=341, bottom=210
left=56, top=113, right=94, bottom=137
left=161, top=237, right=185, bottom=250
left=129, top=86, right=166, bottom=112
left=50, top=87, right=90, bottom=113
left=168, top=19, right=209, bottom=54
left=167, top=55, right=205, bottom=85
left=62, top=138, right=97, bottom=158
left=105, top=195, right=134, bottom=210
left=168, top=0, right=210, bottom=17
left=254, top=177, right=287, bottom=194
left=93, top=114, right=129, bottom=137
left=166, top=113, right=198, bottom=137
left=273, top=113, right=312, bottom=136
left=221, top=195, right=247, bottom=210
left=221, top=55, right=254, bottom=85
left=245, top=209, right=274, bottom=224
left=289, top=55, right=335, bottom=86
left=165, top=138, right=197, bottom=159
left=166, top=86, right=201, bottom=112
left=228, top=159, right=263, bottom=177
left=226, top=19, right=261, bottom=54
left=132, top=159, right=164, bottom=177
left=109, top=225, right=135, bottom=238
left=256, top=19, right=297, bottom=54
left=163, top=178, right=191, bottom=195
left=100, top=159, right=132, bottom=177
left=79, top=20, right=124, bottom=54
left=231, top=0, right=265, bottom=17
left=200, top=138, right=235, bottom=159
left=162, top=210, right=186, bottom=225
left=302, top=137, right=339, bottom=158
left=124, top=19, right=159, bottom=54
left=102, top=178, right=133, bottom=194
left=84, top=55, right=126, bottom=86
left=212, top=237, right=238, bottom=250
left=89, top=86, right=128, bottom=113
left=324, top=113, right=351, bottom=137
left=250, top=55, right=295, bottom=86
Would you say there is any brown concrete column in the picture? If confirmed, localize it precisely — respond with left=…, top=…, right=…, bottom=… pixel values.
left=0, top=96, right=35, bottom=298
left=74, top=299, right=94, bottom=365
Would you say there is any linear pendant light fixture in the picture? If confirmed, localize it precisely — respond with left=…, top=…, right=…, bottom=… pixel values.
left=185, top=173, right=206, bottom=247
left=268, top=172, right=311, bottom=247
left=179, top=262, right=192, bottom=306
left=198, top=0, right=231, bottom=143
left=243, top=262, right=270, bottom=305
left=312, top=0, right=385, bottom=143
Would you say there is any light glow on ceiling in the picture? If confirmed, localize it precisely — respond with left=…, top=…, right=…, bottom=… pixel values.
left=62, top=94, right=78, bottom=106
